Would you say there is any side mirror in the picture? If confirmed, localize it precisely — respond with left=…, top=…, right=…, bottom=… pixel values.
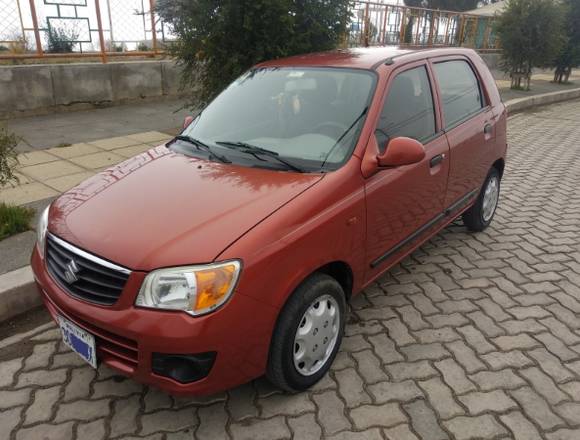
left=183, top=116, right=195, bottom=130
left=377, top=137, right=425, bottom=167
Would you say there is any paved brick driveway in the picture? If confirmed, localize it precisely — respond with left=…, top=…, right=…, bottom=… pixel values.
left=2, top=99, right=580, bottom=440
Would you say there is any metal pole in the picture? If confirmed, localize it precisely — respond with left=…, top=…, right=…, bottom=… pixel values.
left=362, top=3, right=369, bottom=47
left=381, top=6, right=389, bottom=45
left=149, top=0, right=158, bottom=53
left=399, top=7, right=407, bottom=45
left=106, top=0, right=114, bottom=48
left=94, top=0, right=107, bottom=63
left=28, top=0, right=43, bottom=56
left=16, top=0, right=26, bottom=41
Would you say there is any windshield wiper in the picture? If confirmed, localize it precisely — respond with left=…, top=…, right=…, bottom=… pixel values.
left=215, top=141, right=304, bottom=172
left=320, top=106, right=368, bottom=169
left=173, top=135, right=231, bottom=164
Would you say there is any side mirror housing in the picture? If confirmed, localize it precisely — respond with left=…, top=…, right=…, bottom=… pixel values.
left=377, top=137, right=426, bottom=167
left=183, top=116, right=195, bottom=129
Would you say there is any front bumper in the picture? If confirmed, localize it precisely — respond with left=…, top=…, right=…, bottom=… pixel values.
left=31, top=246, right=277, bottom=395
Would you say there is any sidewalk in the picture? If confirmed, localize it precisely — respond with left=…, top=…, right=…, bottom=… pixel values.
left=5, top=98, right=189, bottom=153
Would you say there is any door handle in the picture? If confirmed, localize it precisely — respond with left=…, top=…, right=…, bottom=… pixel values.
left=484, top=123, right=493, bottom=135
left=430, top=154, right=445, bottom=168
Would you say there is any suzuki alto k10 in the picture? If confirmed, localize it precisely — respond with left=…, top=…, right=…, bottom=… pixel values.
left=32, top=47, right=507, bottom=395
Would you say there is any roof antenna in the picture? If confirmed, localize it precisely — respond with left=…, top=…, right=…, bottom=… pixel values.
left=384, top=58, right=395, bottom=65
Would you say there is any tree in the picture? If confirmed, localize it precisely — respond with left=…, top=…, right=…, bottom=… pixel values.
left=495, top=0, right=565, bottom=90
left=156, top=0, right=351, bottom=106
left=553, top=0, right=580, bottom=83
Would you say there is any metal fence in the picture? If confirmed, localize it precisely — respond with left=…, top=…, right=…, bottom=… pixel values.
left=0, top=0, right=174, bottom=62
left=346, top=1, right=500, bottom=51
left=0, top=0, right=499, bottom=63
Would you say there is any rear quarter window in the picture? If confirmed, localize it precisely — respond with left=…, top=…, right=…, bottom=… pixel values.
left=433, top=60, right=484, bottom=128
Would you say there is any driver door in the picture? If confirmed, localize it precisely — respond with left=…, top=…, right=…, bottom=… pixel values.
left=365, top=62, right=450, bottom=281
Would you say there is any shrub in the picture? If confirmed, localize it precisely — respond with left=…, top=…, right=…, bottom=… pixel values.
left=156, top=0, right=351, bottom=106
left=496, top=0, right=565, bottom=90
left=0, top=127, right=20, bottom=187
left=0, top=203, right=34, bottom=241
left=137, top=42, right=150, bottom=51
left=46, top=25, right=78, bottom=53
left=553, top=0, right=580, bottom=83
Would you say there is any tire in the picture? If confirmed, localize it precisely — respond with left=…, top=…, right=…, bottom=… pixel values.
left=462, top=167, right=501, bottom=232
left=266, top=273, right=346, bottom=392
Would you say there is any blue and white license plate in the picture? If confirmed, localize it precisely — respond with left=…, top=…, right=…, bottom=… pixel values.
left=58, top=315, right=97, bottom=368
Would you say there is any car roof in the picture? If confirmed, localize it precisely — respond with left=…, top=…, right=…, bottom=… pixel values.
left=258, top=46, right=477, bottom=70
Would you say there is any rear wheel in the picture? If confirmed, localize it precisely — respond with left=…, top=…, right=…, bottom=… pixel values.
left=267, top=273, right=346, bottom=392
left=462, top=167, right=501, bottom=232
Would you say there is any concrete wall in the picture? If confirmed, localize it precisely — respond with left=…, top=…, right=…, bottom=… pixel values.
left=0, top=60, right=183, bottom=119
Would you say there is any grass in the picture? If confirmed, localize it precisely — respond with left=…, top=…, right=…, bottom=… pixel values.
left=0, top=202, right=34, bottom=241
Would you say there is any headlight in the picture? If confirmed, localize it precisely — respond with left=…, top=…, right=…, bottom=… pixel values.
left=37, top=206, right=50, bottom=257
left=135, top=260, right=241, bottom=316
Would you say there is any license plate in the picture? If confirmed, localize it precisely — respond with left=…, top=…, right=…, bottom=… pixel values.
left=58, top=315, right=97, bottom=368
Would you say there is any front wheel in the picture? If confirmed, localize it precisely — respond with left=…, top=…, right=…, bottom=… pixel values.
left=266, top=273, right=346, bottom=392
left=462, top=167, right=501, bottom=232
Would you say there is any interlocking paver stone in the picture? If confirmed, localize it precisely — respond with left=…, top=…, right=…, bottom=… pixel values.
left=500, top=411, right=543, bottom=440
left=444, top=414, right=507, bottom=440
left=15, top=422, right=74, bottom=440
left=110, top=395, right=141, bottom=437
left=0, top=357, right=23, bottom=387
left=196, top=402, right=228, bottom=439
left=77, top=419, right=106, bottom=440
left=384, top=424, right=420, bottom=440
left=288, top=413, right=322, bottom=439
left=419, top=377, right=464, bottom=419
left=312, top=391, right=350, bottom=435
left=140, top=408, right=196, bottom=436
left=349, top=402, right=407, bottom=429
left=469, top=369, right=525, bottom=391
left=458, top=390, right=517, bottom=415
left=0, top=406, right=22, bottom=439
left=24, top=385, right=60, bottom=425
left=230, top=416, right=290, bottom=440
left=4, top=100, right=580, bottom=439
left=435, top=358, right=476, bottom=394
left=404, top=400, right=448, bottom=440
left=510, top=387, right=565, bottom=430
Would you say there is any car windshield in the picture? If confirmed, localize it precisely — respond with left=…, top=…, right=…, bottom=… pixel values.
left=179, top=67, right=376, bottom=172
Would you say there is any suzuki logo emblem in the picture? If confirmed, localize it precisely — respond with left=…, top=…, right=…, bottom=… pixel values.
left=64, top=259, right=80, bottom=284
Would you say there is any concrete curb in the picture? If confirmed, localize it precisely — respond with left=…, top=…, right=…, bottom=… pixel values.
left=1, top=88, right=579, bottom=324
left=505, top=87, right=580, bottom=114
left=0, top=266, right=41, bottom=323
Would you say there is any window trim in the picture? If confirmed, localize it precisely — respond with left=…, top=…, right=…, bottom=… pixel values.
left=429, top=56, right=489, bottom=131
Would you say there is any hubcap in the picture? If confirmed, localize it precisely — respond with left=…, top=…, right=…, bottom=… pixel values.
left=293, top=295, right=340, bottom=376
left=482, top=175, right=499, bottom=222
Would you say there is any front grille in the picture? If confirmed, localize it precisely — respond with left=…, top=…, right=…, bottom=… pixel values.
left=46, top=234, right=131, bottom=306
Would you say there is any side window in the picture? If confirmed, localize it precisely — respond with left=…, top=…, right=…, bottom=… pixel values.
left=376, top=66, right=436, bottom=151
left=433, top=60, right=484, bottom=128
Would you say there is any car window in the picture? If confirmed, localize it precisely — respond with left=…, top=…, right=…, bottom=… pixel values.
left=180, top=67, right=376, bottom=172
left=376, top=65, right=436, bottom=151
left=433, top=60, right=484, bottom=128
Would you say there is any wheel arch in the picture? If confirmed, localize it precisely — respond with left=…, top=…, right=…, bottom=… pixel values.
left=315, top=260, right=354, bottom=301
left=492, top=158, right=505, bottom=178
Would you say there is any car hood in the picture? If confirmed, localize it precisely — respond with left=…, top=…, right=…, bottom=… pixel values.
left=48, top=146, right=323, bottom=270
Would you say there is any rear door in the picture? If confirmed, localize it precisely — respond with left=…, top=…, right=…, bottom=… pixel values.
left=431, top=57, right=496, bottom=212
left=364, top=62, right=450, bottom=279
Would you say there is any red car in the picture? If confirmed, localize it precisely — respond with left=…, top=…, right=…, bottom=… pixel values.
left=32, top=47, right=506, bottom=395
